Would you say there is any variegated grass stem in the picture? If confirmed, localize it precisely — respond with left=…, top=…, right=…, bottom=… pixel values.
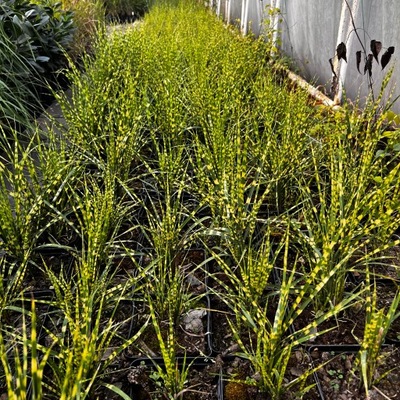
left=357, top=269, right=400, bottom=398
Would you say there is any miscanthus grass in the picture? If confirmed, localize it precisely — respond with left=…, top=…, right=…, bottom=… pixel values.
left=293, top=78, right=400, bottom=312
left=0, top=127, right=81, bottom=261
left=212, top=232, right=363, bottom=399
left=0, top=299, right=54, bottom=400
left=56, top=29, right=147, bottom=185
left=1, top=0, right=400, bottom=398
left=357, top=269, right=400, bottom=398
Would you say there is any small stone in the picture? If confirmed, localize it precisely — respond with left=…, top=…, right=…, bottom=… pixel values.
left=252, top=372, right=261, bottom=382
left=295, top=350, right=303, bottom=362
left=186, top=273, right=202, bottom=287
left=127, top=365, right=147, bottom=384
left=222, top=343, right=240, bottom=356
left=310, top=349, right=320, bottom=359
left=182, top=309, right=206, bottom=334
left=231, top=357, right=241, bottom=368
left=321, top=351, right=330, bottom=361
left=290, top=367, right=303, bottom=377
left=45, top=335, right=53, bottom=348
left=308, top=327, right=318, bottom=342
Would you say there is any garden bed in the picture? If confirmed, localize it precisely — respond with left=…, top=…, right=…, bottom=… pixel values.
left=1, top=0, right=400, bottom=399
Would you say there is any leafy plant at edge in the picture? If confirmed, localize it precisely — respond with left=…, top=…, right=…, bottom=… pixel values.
left=0, top=0, right=75, bottom=74
left=0, top=25, right=42, bottom=129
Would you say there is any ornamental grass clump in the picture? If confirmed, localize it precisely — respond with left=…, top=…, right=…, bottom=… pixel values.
left=138, top=137, right=201, bottom=256
left=250, top=72, right=322, bottom=215
left=69, top=172, right=125, bottom=267
left=135, top=139, right=203, bottom=326
left=57, top=33, right=147, bottom=184
left=220, top=234, right=363, bottom=399
left=292, top=91, right=400, bottom=312
left=0, top=128, right=80, bottom=261
left=1, top=0, right=399, bottom=398
left=147, top=299, right=194, bottom=400
left=206, top=228, right=278, bottom=312
left=43, top=234, right=148, bottom=399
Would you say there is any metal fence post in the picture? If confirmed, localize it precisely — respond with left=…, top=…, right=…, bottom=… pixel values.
left=241, top=0, right=249, bottom=35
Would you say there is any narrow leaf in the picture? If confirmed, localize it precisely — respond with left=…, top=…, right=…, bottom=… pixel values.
left=364, top=54, right=373, bottom=77
left=356, top=51, right=362, bottom=73
left=381, top=48, right=394, bottom=70
left=102, top=383, right=132, bottom=400
left=370, top=40, right=382, bottom=63
left=336, top=42, right=347, bottom=62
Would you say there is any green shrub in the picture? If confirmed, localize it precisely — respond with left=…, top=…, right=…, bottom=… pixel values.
left=0, top=0, right=75, bottom=74
left=0, top=0, right=75, bottom=131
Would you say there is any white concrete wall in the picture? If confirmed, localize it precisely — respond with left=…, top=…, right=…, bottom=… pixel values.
left=215, top=0, right=400, bottom=112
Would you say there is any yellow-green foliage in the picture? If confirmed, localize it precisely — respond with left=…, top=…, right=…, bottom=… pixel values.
left=357, top=272, right=400, bottom=398
left=1, top=1, right=400, bottom=399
